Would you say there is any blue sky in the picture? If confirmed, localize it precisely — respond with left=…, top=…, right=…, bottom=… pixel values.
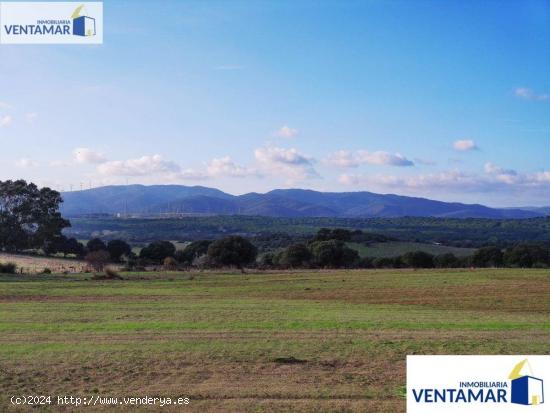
left=1, top=0, right=549, bottom=206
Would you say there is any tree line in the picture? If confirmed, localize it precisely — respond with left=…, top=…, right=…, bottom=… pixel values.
left=2, top=180, right=549, bottom=272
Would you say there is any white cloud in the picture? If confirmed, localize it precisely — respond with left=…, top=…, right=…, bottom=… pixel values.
left=535, top=171, right=550, bottom=183
left=0, top=101, right=11, bottom=110
left=357, top=150, right=414, bottom=166
left=15, top=158, right=38, bottom=168
left=453, top=139, right=478, bottom=151
left=255, top=145, right=318, bottom=180
left=97, top=154, right=180, bottom=177
left=73, top=148, right=107, bottom=164
left=339, top=165, right=550, bottom=198
left=179, top=168, right=209, bottom=180
left=274, top=125, right=298, bottom=139
left=340, top=170, right=497, bottom=193
left=206, top=156, right=257, bottom=178
left=324, top=150, right=359, bottom=168
left=0, top=115, right=12, bottom=127
left=325, top=150, right=414, bottom=168
left=514, top=87, right=550, bottom=101
left=484, top=162, right=518, bottom=184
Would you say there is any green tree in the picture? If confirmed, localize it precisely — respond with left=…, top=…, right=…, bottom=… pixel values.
left=309, top=240, right=358, bottom=268
left=401, top=251, right=435, bottom=268
left=87, top=238, right=107, bottom=252
left=434, top=253, right=459, bottom=268
left=277, top=243, right=312, bottom=268
left=175, top=240, right=212, bottom=265
left=504, top=244, right=550, bottom=268
left=472, top=246, right=503, bottom=267
left=0, top=180, right=69, bottom=252
left=107, top=239, right=132, bottom=262
left=207, top=236, right=257, bottom=270
left=139, top=240, right=176, bottom=263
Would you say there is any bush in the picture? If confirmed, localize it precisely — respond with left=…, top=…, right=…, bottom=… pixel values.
left=277, top=243, right=312, bottom=268
left=357, top=256, right=374, bottom=268
left=163, top=256, right=178, bottom=270
left=104, top=266, right=122, bottom=279
left=175, top=240, right=212, bottom=265
left=92, top=266, right=123, bottom=280
left=434, top=253, right=459, bottom=268
left=42, top=267, right=52, bottom=274
left=85, top=250, right=111, bottom=272
left=192, top=254, right=212, bottom=270
left=401, top=251, right=435, bottom=268
left=372, top=257, right=398, bottom=269
left=257, top=252, right=275, bottom=269
left=207, top=236, right=257, bottom=270
left=0, top=262, right=17, bottom=274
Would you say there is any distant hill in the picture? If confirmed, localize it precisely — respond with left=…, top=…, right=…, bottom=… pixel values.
left=508, top=206, right=550, bottom=216
left=60, top=185, right=542, bottom=219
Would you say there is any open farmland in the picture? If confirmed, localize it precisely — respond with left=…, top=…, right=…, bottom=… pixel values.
left=1, top=268, right=549, bottom=412
left=348, top=242, right=475, bottom=258
left=0, top=253, right=88, bottom=275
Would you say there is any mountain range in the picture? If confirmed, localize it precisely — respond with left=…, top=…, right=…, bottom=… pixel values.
left=59, top=185, right=546, bottom=219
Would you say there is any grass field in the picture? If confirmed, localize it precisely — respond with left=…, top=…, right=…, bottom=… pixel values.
left=1, top=268, right=549, bottom=412
left=349, top=241, right=475, bottom=258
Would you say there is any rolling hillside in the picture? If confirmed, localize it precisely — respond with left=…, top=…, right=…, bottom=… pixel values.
left=60, top=185, right=542, bottom=219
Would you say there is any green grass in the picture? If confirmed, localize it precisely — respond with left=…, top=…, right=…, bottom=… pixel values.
left=0, top=268, right=548, bottom=412
left=349, top=241, right=475, bottom=258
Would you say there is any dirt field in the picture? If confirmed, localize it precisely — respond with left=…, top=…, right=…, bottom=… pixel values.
left=0, top=253, right=88, bottom=274
left=1, top=268, right=549, bottom=412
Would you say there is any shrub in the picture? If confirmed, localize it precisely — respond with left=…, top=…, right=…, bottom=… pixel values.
left=257, top=252, right=275, bottom=269
left=42, top=267, right=52, bottom=274
left=434, top=253, right=459, bottom=268
left=277, top=243, right=312, bottom=268
left=163, top=256, right=178, bottom=271
left=104, top=266, right=122, bottom=279
left=357, top=257, right=374, bottom=268
left=192, top=254, right=212, bottom=270
left=401, top=251, right=435, bottom=268
left=372, top=257, right=397, bottom=269
left=175, top=240, right=212, bottom=265
left=85, top=250, right=111, bottom=272
left=92, top=266, right=123, bottom=280
left=0, top=262, right=17, bottom=274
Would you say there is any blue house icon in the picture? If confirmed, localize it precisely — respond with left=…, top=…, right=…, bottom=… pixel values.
left=73, top=16, right=96, bottom=37
left=71, top=5, right=96, bottom=37
left=509, top=359, right=544, bottom=406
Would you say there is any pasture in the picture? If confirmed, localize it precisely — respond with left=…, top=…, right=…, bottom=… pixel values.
left=347, top=241, right=475, bottom=258
left=1, top=268, right=549, bottom=412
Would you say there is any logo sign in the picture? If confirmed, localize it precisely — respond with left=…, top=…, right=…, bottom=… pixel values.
left=0, top=2, right=103, bottom=44
left=408, top=356, right=548, bottom=412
